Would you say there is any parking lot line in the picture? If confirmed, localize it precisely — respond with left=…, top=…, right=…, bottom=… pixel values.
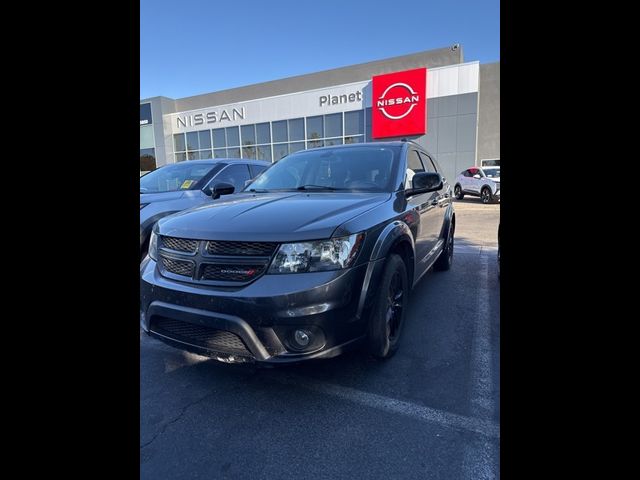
left=274, top=373, right=500, bottom=439
left=461, top=253, right=499, bottom=479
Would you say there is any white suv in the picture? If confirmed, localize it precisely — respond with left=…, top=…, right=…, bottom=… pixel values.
left=453, top=166, right=500, bottom=204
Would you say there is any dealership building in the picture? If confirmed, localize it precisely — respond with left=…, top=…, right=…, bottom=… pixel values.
left=140, top=45, right=499, bottom=184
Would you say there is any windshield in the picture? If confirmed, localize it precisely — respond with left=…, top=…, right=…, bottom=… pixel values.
left=246, top=146, right=401, bottom=193
left=140, top=162, right=217, bottom=193
left=483, top=167, right=500, bottom=178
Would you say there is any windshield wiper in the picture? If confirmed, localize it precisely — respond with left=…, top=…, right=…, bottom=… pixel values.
left=247, top=188, right=269, bottom=193
left=296, top=185, right=337, bottom=191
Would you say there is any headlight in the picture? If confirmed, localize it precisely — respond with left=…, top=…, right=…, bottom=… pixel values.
left=140, top=203, right=148, bottom=209
left=148, top=230, right=159, bottom=261
left=267, top=233, right=365, bottom=274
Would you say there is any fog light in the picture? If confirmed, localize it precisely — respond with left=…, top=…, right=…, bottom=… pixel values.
left=294, top=329, right=310, bottom=347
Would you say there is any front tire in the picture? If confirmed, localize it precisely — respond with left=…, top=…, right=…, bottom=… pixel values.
left=367, top=254, right=409, bottom=359
left=434, top=219, right=454, bottom=271
left=481, top=187, right=493, bottom=204
left=454, top=184, right=464, bottom=200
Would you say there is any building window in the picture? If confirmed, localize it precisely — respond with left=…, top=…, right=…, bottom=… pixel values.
left=256, top=123, right=271, bottom=144
left=242, top=145, right=256, bottom=159
left=289, top=142, right=305, bottom=154
left=199, top=130, right=212, bottom=149
left=288, top=118, right=304, bottom=141
left=345, top=110, right=364, bottom=135
left=171, top=109, right=370, bottom=164
left=186, top=131, right=199, bottom=151
left=272, top=120, right=287, bottom=143
left=324, top=113, right=342, bottom=138
left=212, top=128, right=226, bottom=148
left=140, top=148, right=156, bottom=172
left=226, top=127, right=240, bottom=147
left=227, top=147, right=241, bottom=158
left=273, top=143, right=288, bottom=160
left=306, top=116, right=323, bottom=141
left=174, top=133, right=186, bottom=152
left=365, top=108, right=373, bottom=142
left=257, top=145, right=272, bottom=161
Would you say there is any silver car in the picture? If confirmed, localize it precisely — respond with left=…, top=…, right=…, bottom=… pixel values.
left=140, top=159, right=270, bottom=259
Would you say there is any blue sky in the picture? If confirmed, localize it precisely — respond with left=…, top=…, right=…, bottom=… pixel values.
left=141, top=0, right=499, bottom=100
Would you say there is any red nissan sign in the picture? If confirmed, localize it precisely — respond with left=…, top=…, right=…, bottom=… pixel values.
left=371, top=67, right=427, bottom=139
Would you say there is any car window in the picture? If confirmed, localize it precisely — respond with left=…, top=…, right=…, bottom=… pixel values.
left=406, top=150, right=425, bottom=189
left=247, top=145, right=401, bottom=192
left=483, top=167, right=500, bottom=178
left=249, top=164, right=269, bottom=178
left=418, top=152, right=437, bottom=173
left=212, top=164, right=251, bottom=193
left=139, top=162, right=217, bottom=193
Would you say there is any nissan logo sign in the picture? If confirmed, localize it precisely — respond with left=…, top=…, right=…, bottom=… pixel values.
left=376, top=83, right=420, bottom=120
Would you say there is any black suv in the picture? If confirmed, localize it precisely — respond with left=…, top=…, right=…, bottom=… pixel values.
left=140, top=141, right=455, bottom=364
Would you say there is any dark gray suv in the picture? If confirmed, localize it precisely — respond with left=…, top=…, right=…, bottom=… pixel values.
left=140, top=142, right=455, bottom=364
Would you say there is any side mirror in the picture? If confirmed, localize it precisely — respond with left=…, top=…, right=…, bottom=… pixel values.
left=473, top=174, right=481, bottom=179
left=211, top=182, right=235, bottom=199
left=406, top=172, right=443, bottom=196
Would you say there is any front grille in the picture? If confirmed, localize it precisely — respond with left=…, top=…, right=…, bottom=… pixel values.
left=161, top=256, right=194, bottom=277
left=202, top=264, right=266, bottom=282
left=151, top=317, right=250, bottom=355
left=206, top=240, right=277, bottom=257
left=161, top=236, right=198, bottom=253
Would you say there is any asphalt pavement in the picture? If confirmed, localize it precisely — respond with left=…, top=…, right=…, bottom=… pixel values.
left=140, top=199, right=500, bottom=479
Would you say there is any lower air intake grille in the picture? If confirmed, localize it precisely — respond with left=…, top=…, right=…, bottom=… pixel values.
left=151, top=317, right=250, bottom=355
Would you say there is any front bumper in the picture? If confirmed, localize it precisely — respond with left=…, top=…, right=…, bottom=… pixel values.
left=140, top=257, right=384, bottom=364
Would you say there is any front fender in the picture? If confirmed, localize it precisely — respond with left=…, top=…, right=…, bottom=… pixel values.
left=356, top=221, right=415, bottom=320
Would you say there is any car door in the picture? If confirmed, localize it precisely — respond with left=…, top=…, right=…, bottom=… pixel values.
left=468, top=167, right=481, bottom=193
left=459, top=169, right=471, bottom=192
left=405, top=149, right=441, bottom=278
left=419, top=151, right=448, bottom=246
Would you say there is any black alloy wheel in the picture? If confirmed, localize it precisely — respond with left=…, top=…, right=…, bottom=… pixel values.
left=367, top=254, right=408, bottom=359
left=435, top=220, right=454, bottom=271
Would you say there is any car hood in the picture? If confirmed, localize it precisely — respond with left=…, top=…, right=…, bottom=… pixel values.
left=140, top=191, right=186, bottom=204
left=157, top=191, right=391, bottom=242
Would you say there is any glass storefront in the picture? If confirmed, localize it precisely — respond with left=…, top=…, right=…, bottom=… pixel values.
left=173, top=109, right=368, bottom=162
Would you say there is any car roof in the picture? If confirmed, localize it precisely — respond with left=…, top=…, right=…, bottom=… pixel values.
left=159, top=159, right=271, bottom=167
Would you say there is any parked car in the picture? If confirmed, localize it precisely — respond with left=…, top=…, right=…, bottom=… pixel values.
left=140, top=141, right=455, bottom=364
left=453, top=166, right=500, bottom=203
left=140, top=159, right=270, bottom=259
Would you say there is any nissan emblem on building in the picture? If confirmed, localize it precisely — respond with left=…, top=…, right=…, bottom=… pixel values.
left=372, top=67, right=427, bottom=138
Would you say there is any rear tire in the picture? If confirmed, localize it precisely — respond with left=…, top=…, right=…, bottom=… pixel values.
left=481, top=187, right=493, bottom=204
left=454, top=184, right=464, bottom=200
left=367, top=254, right=409, bottom=359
